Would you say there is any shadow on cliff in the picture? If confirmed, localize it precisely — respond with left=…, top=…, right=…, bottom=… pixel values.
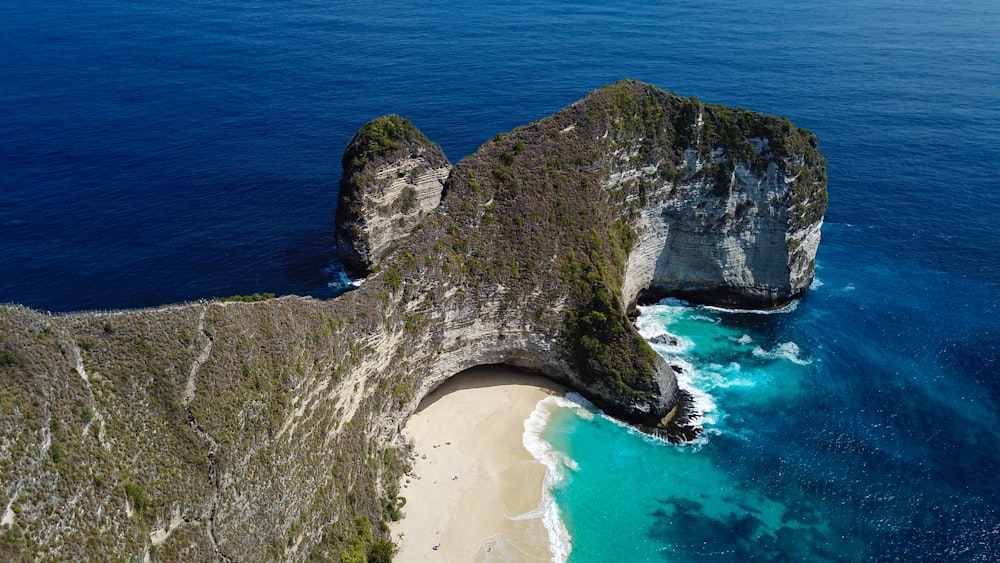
left=414, top=364, right=567, bottom=413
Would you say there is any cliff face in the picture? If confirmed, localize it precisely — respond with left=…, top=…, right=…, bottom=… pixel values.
left=598, top=93, right=827, bottom=310
left=0, top=80, right=826, bottom=561
left=335, top=115, right=452, bottom=274
left=620, top=143, right=825, bottom=308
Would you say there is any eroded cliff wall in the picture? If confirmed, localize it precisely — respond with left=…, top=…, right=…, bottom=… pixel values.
left=335, top=115, right=452, bottom=274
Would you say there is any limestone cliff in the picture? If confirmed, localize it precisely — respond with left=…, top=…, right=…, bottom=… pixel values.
left=618, top=103, right=826, bottom=309
left=0, top=80, right=825, bottom=561
left=335, top=115, right=452, bottom=274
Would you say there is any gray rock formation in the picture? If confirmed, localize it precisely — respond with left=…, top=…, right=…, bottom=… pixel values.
left=604, top=101, right=827, bottom=310
left=0, top=80, right=826, bottom=561
left=621, top=142, right=825, bottom=309
left=335, top=115, right=452, bottom=274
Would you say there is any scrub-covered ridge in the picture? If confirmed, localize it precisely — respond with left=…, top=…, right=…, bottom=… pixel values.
left=0, top=80, right=826, bottom=560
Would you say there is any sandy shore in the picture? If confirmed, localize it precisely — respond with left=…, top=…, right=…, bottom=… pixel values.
left=390, top=366, right=564, bottom=562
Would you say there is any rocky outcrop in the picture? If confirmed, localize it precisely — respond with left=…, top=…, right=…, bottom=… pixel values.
left=335, top=115, right=452, bottom=274
left=604, top=98, right=827, bottom=310
left=0, top=80, right=825, bottom=561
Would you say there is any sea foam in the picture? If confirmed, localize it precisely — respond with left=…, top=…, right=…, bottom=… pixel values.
left=634, top=304, right=717, bottom=440
left=703, top=299, right=800, bottom=315
left=752, top=341, right=812, bottom=365
left=523, top=396, right=577, bottom=563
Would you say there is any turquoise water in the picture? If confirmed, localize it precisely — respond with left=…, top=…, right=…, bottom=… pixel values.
left=533, top=274, right=999, bottom=561
left=532, top=299, right=840, bottom=561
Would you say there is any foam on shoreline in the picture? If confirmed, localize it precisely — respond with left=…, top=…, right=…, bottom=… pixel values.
left=522, top=395, right=584, bottom=562
left=390, top=366, right=564, bottom=562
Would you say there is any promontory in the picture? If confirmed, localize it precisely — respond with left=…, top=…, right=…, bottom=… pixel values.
left=0, top=80, right=826, bottom=561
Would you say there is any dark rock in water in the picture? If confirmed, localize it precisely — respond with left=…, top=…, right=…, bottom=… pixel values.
left=776, top=525, right=825, bottom=560
left=648, top=333, right=679, bottom=346
left=733, top=513, right=766, bottom=538
left=656, top=496, right=705, bottom=513
left=670, top=364, right=684, bottom=374
left=651, top=388, right=702, bottom=443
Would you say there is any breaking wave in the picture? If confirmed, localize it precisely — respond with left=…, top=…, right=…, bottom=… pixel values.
left=523, top=396, right=581, bottom=563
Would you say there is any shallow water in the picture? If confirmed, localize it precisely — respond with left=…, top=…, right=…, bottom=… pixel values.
left=536, top=288, right=999, bottom=561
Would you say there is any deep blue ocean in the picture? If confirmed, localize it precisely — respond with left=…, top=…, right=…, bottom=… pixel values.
left=2, top=1, right=998, bottom=560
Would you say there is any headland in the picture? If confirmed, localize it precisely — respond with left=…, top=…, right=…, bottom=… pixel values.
left=0, top=79, right=826, bottom=560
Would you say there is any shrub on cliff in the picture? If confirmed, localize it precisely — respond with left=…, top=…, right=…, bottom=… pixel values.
left=124, top=482, right=150, bottom=520
left=343, top=114, right=434, bottom=169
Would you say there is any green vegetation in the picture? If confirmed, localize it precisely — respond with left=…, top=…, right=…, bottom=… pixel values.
left=398, top=186, right=417, bottom=213
left=343, top=114, right=435, bottom=170
left=788, top=136, right=829, bottom=229
left=0, top=349, right=18, bottom=367
left=332, top=513, right=398, bottom=562
left=559, top=222, right=658, bottom=397
left=403, top=313, right=426, bottom=335
left=383, top=269, right=402, bottom=292
left=124, top=482, right=150, bottom=520
left=49, top=441, right=63, bottom=464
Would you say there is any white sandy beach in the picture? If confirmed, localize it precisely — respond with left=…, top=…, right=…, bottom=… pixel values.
left=390, top=366, right=564, bottom=562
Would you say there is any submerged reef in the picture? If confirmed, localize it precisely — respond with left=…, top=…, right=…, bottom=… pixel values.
left=0, top=80, right=825, bottom=560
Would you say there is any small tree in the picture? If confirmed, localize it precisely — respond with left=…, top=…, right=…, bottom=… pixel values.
left=124, top=482, right=150, bottom=520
